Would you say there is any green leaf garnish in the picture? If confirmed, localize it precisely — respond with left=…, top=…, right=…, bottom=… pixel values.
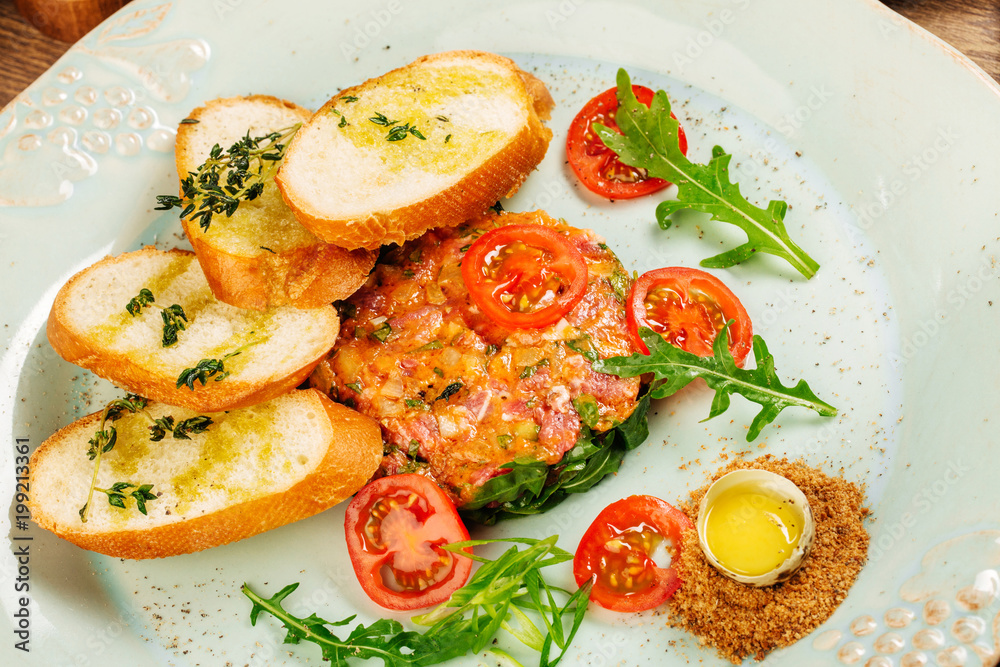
left=434, top=381, right=463, bottom=403
left=594, top=69, right=819, bottom=279
left=148, top=415, right=214, bottom=442
left=572, top=394, right=601, bottom=430
left=369, top=111, right=397, bottom=126
left=175, top=337, right=261, bottom=390
left=594, top=323, right=836, bottom=441
left=408, top=340, right=443, bottom=353
left=125, top=288, right=154, bottom=315
left=242, top=536, right=589, bottom=667
left=126, top=289, right=189, bottom=347
left=155, top=124, right=300, bottom=232
left=519, top=358, right=549, bottom=380
left=159, top=304, right=188, bottom=347
left=370, top=322, right=393, bottom=342
left=80, top=393, right=210, bottom=522
left=96, top=482, right=156, bottom=515
left=462, top=392, right=650, bottom=523
left=565, top=336, right=598, bottom=363
left=176, top=357, right=228, bottom=390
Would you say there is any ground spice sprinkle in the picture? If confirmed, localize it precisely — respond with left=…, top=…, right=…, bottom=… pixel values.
left=666, top=455, right=870, bottom=663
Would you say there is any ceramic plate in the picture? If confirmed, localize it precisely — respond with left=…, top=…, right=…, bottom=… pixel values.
left=3, top=1, right=1000, bottom=665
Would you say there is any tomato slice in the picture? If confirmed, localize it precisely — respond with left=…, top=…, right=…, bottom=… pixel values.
left=627, top=266, right=752, bottom=366
left=344, top=474, right=472, bottom=611
left=566, top=85, right=688, bottom=200
left=461, top=223, right=588, bottom=329
left=573, top=495, right=693, bottom=612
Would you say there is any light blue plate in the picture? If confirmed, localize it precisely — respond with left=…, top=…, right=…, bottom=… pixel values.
left=3, top=1, right=1000, bottom=665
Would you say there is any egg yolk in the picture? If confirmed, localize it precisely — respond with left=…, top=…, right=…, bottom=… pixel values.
left=702, top=483, right=804, bottom=577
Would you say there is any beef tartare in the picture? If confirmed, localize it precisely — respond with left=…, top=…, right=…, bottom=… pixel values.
left=311, top=210, right=640, bottom=507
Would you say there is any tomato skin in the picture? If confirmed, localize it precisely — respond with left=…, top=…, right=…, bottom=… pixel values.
left=566, top=85, right=688, bottom=200
left=344, top=474, right=472, bottom=611
left=573, top=495, right=694, bottom=612
left=627, top=266, right=752, bottom=366
left=461, top=224, right=588, bottom=330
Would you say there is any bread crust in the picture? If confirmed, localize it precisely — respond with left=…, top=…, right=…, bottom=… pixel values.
left=276, top=50, right=554, bottom=250
left=177, top=95, right=375, bottom=310
left=28, top=391, right=382, bottom=559
left=182, top=217, right=376, bottom=310
left=46, top=247, right=340, bottom=412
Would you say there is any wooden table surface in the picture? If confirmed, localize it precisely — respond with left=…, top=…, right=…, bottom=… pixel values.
left=0, top=0, right=998, bottom=107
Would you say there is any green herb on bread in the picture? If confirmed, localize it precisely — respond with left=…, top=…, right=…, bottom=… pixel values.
left=125, top=288, right=189, bottom=347
left=155, top=124, right=301, bottom=232
left=79, top=393, right=215, bottom=522
left=175, top=337, right=263, bottom=390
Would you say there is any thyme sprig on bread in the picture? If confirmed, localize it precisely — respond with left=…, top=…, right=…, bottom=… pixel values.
left=126, top=288, right=189, bottom=347
left=79, top=393, right=215, bottom=522
left=156, top=124, right=301, bottom=232
left=175, top=336, right=263, bottom=390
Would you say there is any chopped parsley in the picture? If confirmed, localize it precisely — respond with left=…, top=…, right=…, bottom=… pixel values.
left=370, top=322, right=392, bottom=342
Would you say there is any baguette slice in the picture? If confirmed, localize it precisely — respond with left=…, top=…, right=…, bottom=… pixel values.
left=176, top=95, right=376, bottom=310
left=276, top=50, right=555, bottom=250
left=28, top=389, right=382, bottom=559
left=47, top=247, right=340, bottom=412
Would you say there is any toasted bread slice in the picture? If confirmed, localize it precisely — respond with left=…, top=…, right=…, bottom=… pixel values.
left=28, top=389, right=382, bottom=559
left=47, top=247, right=340, bottom=412
left=275, top=50, right=554, bottom=250
left=176, top=95, right=376, bottom=310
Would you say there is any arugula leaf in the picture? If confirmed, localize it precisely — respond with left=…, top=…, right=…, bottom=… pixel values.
left=594, top=69, right=820, bottom=279
left=243, top=537, right=589, bottom=667
left=595, top=324, right=836, bottom=441
left=244, top=583, right=436, bottom=666
left=462, top=393, right=650, bottom=524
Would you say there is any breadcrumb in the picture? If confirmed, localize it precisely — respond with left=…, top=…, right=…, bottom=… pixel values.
left=666, top=455, right=869, bottom=663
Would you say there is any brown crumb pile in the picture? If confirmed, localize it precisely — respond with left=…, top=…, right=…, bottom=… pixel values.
left=666, top=455, right=870, bottom=664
